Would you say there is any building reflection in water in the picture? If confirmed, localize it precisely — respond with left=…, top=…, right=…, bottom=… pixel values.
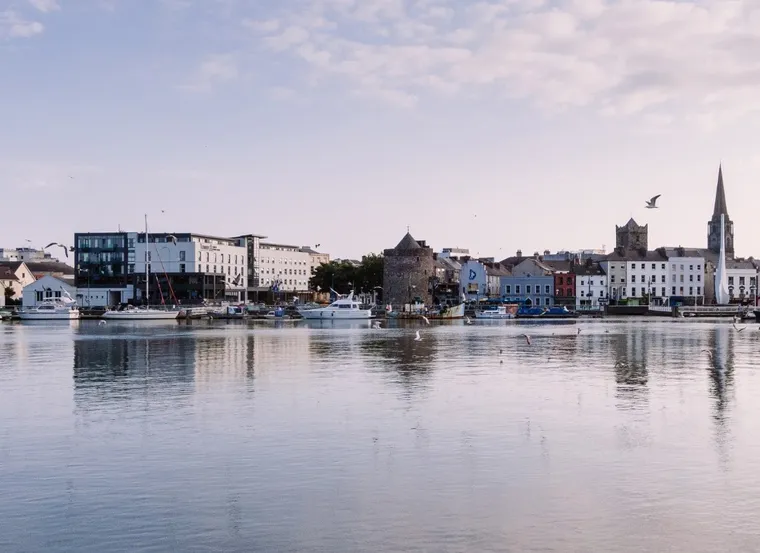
left=706, top=326, right=734, bottom=469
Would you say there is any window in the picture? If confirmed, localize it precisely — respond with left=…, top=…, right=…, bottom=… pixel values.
left=545, top=298, right=550, bottom=305
left=661, top=275, right=665, bottom=283
left=45, top=289, right=52, bottom=298
left=35, top=291, right=43, bottom=301
left=557, top=289, right=563, bottom=297
left=671, top=264, right=676, bottom=271
left=651, top=263, right=655, bottom=270
left=689, top=287, right=693, bottom=295
left=128, top=238, right=134, bottom=248
left=505, top=285, right=511, bottom=294
left=228, top=254, right=231, bottom=263
left=740, top=276, right=746, bottom=285
left=213, top=265, right=217, bottom=273
left=198, top=252, right=202, bottom=261
left=558, top=276, right=564, bottom=285
left=631, top=275, right=636, bottom=283
left=526, top=285, right=531, bottom=294
left=516, top=285, right=521, bottom=294
left=580, top=280, right=585, bottom=286
left=672, top=274, right=676, bottom=282
left=206, top=264, right=209, bottom=273
left=55, top=291, right=61, bottom=298
left=689, top=275, right=693, bottom=282
left=697, top=287, right=701, bottom=295
left=128, top=264, right=134, bottom=273
left=672, top=286, right=676, bottom=295
left=689, top=265, right=693, bottom=270
left=661, top=287, right=666, bottom=296
left=545, top=285, right=550, bottom=294
left=611, top=275, right=616, bottom=283
left=661, top=264, right=665, bottom=270
left=680, top=275, right=684, bottom=283
left=729, top=277, right=734, bottom=285
left=180, top=264, right=186, bottom=273
left=697, top=265, right=701, bottom=271
left=179, top=251, right=186, bottom=261
left=206, top=253, right=209, bottom=262
left=147, top=252, right=151, bottom=261
left=680, top=264, right=684, bottom=270
left=567, top=278, right=572, bottom=285
left=641, top=287, right=645, bottom=296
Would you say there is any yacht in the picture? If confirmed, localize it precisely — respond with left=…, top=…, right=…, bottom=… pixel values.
left=297, top=291, right=373, bottom=320
left=19, top=297, right=80, bottom=320
left=102, top=304, right=179, bottom=321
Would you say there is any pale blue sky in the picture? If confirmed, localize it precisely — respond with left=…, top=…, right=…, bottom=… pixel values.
left=2, top=0, right=760, bottom=260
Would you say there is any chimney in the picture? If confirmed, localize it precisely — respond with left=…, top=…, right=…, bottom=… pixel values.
left=533, top=251, right=540, bottom=259
left=516, top=249, right=522, bottom=257
left=543, top=250, right=550, bottom=256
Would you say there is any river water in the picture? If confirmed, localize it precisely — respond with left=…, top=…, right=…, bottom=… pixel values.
left=1, top=318, right=758, bottom=552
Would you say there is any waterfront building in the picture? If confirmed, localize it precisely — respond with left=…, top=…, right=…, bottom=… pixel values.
left=725, top=260, right=758, bottom=303
left=439, top=247, right=470, bottom=259
left=500, top=258, right=555, bottom=307
left=300, top=246, right=330, bottom=278
left=601, top=249, right=669, bottom=304
left=460, top=259, right=508, bottom=300
left=233, top=234, right=266, bottom=299
left=258, top=242, right=312, bottom=292
left=573, top=264, right=608, bottom=310
left=383, top=232, right=435, bottom=308
left=22, top=275, right=77, bottom=307
left=0, top=261, right=36, bottom=304
left=74, top=232, right=134, bottom=307
left=546, top=261, right=574, bottom=307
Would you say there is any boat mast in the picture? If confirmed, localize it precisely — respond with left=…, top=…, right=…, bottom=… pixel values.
left=145, top=213, right=149, bottom=306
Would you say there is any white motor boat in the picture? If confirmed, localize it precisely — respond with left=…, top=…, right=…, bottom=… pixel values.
left=474, top=304, right=517, bottom=320
left=102, top=304, right=179, bottom=320
left=297, top=291, right=373, bottom=320
left=19, top=298, right=80, bottom=320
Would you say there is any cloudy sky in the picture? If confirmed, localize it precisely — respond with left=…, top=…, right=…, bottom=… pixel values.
left=2, top=0, right=760, bottom=260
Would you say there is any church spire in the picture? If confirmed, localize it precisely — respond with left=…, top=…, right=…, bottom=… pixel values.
left=713, top=164, right=728, bottom=217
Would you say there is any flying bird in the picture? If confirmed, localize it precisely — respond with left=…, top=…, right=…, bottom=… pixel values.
left=414, top=330, right=422, bottom=341
left=577, top=327, right=582, bottom=335
left=44, top=242, right=70, bottom=258
left=733, top=322, right=746, bottom=332
left=645, top=194, right=661, bottom=209
left=98, top=320, right=106, bottom=326
left=315, top=244, right=321, bottom=249
left=701, top=349, right=713, bottom=360
left=465, top=316, right=473, bottom=325
left=166, top=234, right=178, bottom=245
left=521, top=334, right=532, bottom=345
left=372, top=321, right=382, bottom=329
left=420, top=315, right=430, bottom=325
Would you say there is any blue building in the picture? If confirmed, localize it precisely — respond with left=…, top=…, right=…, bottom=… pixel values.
left=500, top=258, right=555, bottom=307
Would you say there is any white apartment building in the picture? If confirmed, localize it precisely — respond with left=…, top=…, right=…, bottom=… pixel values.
left=665, top=252, right=706, bottom=302
left=726, top=260, right=758, bottom=301
left=574, top=268, right=608, bottom=309
left=258, top=242, right=311, bottom=291
left=132, top=232, right=248, bottom=300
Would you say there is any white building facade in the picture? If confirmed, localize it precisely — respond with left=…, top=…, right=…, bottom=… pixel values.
left=574, top=269, right=608, bottom=310
left=726, top=260, right=758, bottom=302
left=460, top=260, right=488, bottom=300
left=666, top=254, right=706, bottom=302
left=0, top=261, right=36, bottom=303
left=23, top=275, right=77, bottom=307
left=258, top=242, right=312, bottom=291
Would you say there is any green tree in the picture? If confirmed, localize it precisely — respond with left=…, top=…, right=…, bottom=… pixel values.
left=4, top=285, right=16, bottom=305
left=309, top=254, right=384, bottom=294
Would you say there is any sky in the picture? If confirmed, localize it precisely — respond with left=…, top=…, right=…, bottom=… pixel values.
left=2, top=0, right=760, bottom=262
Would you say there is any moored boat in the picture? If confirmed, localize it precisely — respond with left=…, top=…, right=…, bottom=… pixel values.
left=102, top=304, right=179, bottom=320
left=19, top=297, right=79, bottom=320
left=516, top=305, right=579, bottom=319
left=474, top=304, right=518, bottom=320
left=297, top=291, right=373, bottom=320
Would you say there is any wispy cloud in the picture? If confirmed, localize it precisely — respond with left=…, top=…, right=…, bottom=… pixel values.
left=0, top=10, right=44, bottom=38
left=233, top=0, right=760, bottom=124
left=27, top=0, right=60, bottom=13
left=181, top=53, right=239, bottom=92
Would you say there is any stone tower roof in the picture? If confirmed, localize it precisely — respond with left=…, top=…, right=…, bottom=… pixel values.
left=395, top=232, right=421, bottom=251
left=623, top=218, right=641, bottom=228
left=713, top=164, right=729, bottom=218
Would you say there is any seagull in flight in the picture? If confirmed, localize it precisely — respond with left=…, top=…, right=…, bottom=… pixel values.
left=166, top=234, right=178, bottom=245
left=645, top=194, right=661, bottom=209
left=420, top=315, right=430, bottom=325
left=577, top=327, right=582, bottom=335
left=44, top=242, right=71, bottom=258
left=98, top=320, right=106, bottom=325
left=414, top=330, right=422, bottom=341
left=465, top=316, right=473, bottom=325
left=372, top=321, right=382, bottom=329
left=521, top=334, right=532, bottom=345
left=701, top=349, right=713, bottom=360
left=733, top=322, right=746, bottom=332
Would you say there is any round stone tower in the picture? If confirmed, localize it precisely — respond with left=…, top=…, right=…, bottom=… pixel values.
left=382, top=232, right=435, bottom=308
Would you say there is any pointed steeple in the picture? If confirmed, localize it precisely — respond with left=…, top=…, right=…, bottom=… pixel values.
left=713, top=164, right=729, bottom=217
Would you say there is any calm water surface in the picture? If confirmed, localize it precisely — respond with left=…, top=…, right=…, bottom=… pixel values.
left=1, top=318, right=759, bottom=552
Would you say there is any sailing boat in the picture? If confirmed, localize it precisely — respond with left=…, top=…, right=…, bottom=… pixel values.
left=102, top=214, right=179, bottom=320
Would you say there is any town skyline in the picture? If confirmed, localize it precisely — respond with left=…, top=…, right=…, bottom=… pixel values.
left=3, top=1, right=760, bottom=258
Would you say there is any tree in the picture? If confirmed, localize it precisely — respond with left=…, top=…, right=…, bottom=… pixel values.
left=4, top=285, right=16, bottom=305
left=309, top=254, right=384, bottom=294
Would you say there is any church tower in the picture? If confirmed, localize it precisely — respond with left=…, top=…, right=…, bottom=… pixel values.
left=707, top=164, right=735, bottom=258
left=616, top=218, right=648, bottom=251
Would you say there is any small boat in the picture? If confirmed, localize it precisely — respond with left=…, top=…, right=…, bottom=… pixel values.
left=516, top=305, right=579, bottom=319
left=474, top=304, right=518, bottom=319
left=263, top=308, right=285, bottom=319
left=19, top=297, right=80, bottom=320
left=210, top=305, right=247, bottom=319
left=297, top=291, right=373, bottom=320
left=102, top=304, right=179, bottom=320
